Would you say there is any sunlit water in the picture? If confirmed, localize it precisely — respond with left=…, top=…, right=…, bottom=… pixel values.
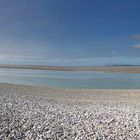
left=0, top=68, right=140, bottom=89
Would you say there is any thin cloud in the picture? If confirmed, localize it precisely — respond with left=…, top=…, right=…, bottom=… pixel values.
left=132, top=44, right=140, bottom=48
left=131, top=34, right=140, bottom=40
left=111, top=50, right=117, bottom=55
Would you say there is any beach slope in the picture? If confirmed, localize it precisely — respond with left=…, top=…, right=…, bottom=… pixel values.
left=0, top=83, right=140, bottom=139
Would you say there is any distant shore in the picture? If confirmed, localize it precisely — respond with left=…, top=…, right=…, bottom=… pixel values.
left=1, top=64, right=140, bottom=73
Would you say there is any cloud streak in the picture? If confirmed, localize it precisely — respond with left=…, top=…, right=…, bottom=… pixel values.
left=132, top=44, right=140, bottom=48
left=131, top=34, right=140, bottom=40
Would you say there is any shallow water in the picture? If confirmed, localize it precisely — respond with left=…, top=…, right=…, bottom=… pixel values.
left=0, top=68, right=140, bottom=89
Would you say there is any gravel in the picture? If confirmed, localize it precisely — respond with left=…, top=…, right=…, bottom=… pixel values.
left=1, top=85, right=140, bottom=139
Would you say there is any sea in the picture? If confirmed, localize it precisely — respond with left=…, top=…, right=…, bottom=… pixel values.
left=0, top=68, right=140, bottom=89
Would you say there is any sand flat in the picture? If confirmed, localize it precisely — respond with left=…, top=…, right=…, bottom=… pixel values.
left=1, top=64, right=140, bottom=73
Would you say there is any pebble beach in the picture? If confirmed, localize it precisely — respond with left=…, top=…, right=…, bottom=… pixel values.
left=1, top=84, right=140, bottom=140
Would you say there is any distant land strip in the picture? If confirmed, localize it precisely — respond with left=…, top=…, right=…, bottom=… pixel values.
left=0, top=64, right=140, bottom=73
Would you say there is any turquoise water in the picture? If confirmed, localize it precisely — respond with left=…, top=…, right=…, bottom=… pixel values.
left=0, top=68, right=140, bottom=89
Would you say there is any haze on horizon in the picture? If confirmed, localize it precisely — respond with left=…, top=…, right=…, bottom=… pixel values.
left=0, top=0, right=140, bottom=66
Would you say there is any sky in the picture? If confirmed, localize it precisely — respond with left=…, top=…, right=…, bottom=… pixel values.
left=0, top=0, right=140, bottom=65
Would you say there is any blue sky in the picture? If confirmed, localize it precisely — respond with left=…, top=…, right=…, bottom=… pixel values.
left=0, top=0, right=140, bottom=65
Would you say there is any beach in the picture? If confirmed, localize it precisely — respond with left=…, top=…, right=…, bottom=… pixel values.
left=1, top=0, right=140, bottom=139
left=1, top=83, right=140, bottom=139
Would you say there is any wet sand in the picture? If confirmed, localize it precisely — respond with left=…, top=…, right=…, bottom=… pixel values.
left=1, top=83, right=140, bottom=139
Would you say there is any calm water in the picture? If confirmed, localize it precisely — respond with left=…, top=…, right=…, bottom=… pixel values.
left=0, top=68, right=140, bottom=89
